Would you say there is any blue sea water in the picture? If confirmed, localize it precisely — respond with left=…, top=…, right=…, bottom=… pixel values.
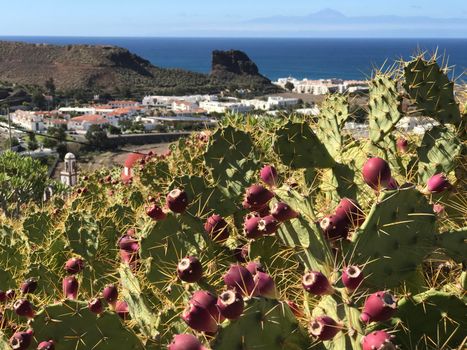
left=1, top=37, right=466, bottom=81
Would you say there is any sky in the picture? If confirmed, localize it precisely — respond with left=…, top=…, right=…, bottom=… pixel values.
left=0, top=0, right=466, bottom=37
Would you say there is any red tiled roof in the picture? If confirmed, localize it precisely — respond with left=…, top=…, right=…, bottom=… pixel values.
left=71, top=114, right=108, bottom=123
left=124, top=153, right=145, bottom=168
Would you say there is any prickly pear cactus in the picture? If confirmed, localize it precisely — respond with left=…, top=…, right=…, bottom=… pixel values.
left=213, top=298, right=311, bottom=350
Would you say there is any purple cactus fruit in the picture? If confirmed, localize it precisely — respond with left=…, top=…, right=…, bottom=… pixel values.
left=360, top=291, right=397, bottom=323
left=0, top=290, right=6, bottom=303
left=243, top=184, right=274, bottom=210
left=396, top=138, right=408, bottom=153
left=119, top=249, right=138, bottom=267
left=62, top=276, right=79, bottom=300
left=182, top=303, right=218, bottom=333
left=271, top=202, right=299, bottom=222
left=13, top=299, right=35, bottom=318
left=6, top=289, right=16, bottom=300
left=334, top=198, right=365, bottom=228
left=88, top=298, right=104, bottom=314
left=223, top=264, right=256, bottom=296
left=118, top=235, right=139, bottom=252
left=190, top=290, right=224, bottom=323
left=146, top=204, right=167, bottom=221
left=9, top=329, right=33, bottom=350
left=256, top=205, right=271, bottom=218
left=168, top=334, right=207, bottom=350
left=361, top=330, right=397, bottom=350
left=204, top=214, right=229, bottom=243
left=309, top=315, right=341, bottom=341
left=102, top=284, right=118, bottom=305
left=253, top=271, right=277, bottom=299
left=64, top=257, right=85, bottom=275
left=258, top=215, right=280, bottom=235
left=115, top=300, right=129, bottom=320
left=433, top=203, right=445, bottom=215
left=320, top=214, right=349, bottom=241
left=362, top=157, right=392, bottom=190
left=243, top=214, right=263, bottom=239
left=286, top=300, right=303, bottom=318
left=37, top=340, right=55, bottom=350
left=260, top=165, right=279, bottom=187
left=342, top=265, right=364, bottom=291
left=302, top=271, right=333, bottom=296
left=20, top=278, right=38, bottom=295
left=424, top=173, right=451, bottom=194
left=386, top=177, right=399, bottom=190
left=245, top=261, right=264, bottom=275
left=177, top=256, right=203, bottom=283
left=166, top=189, right=189, bottom=213
left=217, top=290, right=244, bottom=320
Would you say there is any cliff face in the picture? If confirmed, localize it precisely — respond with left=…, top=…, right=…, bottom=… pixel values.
left=0, top=41, right=278, bottom=96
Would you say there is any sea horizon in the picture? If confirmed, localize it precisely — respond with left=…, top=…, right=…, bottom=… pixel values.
left=1, top=36, right=466, bottom=81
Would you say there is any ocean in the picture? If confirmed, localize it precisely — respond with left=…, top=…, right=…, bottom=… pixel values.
left=1, top=37, right=466, bottom=81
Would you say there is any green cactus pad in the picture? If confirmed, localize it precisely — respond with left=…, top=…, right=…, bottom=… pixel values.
left=417, top=125, right=463, bottom=182
left=404, top=56, right=462, bottom=126
left=368, top=74, right=403, bottom=144
left=389, top=290, right=467, bottom=349
left=22, top=212, right=52, bottom=245
left=435, top=227, right=467, bottom=264
left=0, top=224, right=27, bottom=288
left=273, top=121, right=335, bottom=169
left=351, top=187, right=437, bottom=288
left=212, top=298, right=311, bottom=350
left=30, top=300, right=145, bottom=350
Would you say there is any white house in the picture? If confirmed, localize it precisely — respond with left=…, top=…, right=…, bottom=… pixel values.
left=172, top=100, right=199, bottom=112
left=68, top=114, right=111, bottom=131
left=199, top=101, right=253, bottom=114
left=11, top=111, right=44, bottom=132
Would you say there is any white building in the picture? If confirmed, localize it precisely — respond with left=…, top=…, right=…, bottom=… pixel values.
left=397, top=117, right=439, bottom=134
left=68, top=114, right=111, bottom=131
left=142, top=95, right=218, bottom=107
left=11, top=111, right=44, bottom=132
left=199, top=101, right=253, bottom=114
left=274, top=77, right=367, bottom=95
left=172, top=100, right=199, bottom=112
left=58, top=107, right=114, bottom=115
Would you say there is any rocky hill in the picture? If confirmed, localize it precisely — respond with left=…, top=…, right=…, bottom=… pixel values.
left=0, top=41, right=279, bottom=97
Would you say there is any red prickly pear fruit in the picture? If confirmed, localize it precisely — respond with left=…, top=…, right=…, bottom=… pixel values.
left=320, top=214, right=349, bottom=241
left=243, top=184, right=274, bottom=209
left=115, top=300, right=129, bottom=320
left=260, top=165, right=279, bottom=187
left=9, top=329, right=33, bottom=350
left=13, top=299, right=35, bottom=318
left=204, top=214, right=229, bottom=243
left=146, top=204, right=167, bottom=221
left=286, top=300, right=303, bottom=318
left=245, top=261, right=264, bottom=275
left=6, top=289, right=16, bottom=300
left=243, top=215, right=263, bottom=239
left=361, top=330, right=397, bottom=350
left=168, top=334, right=207, bottom=350
left=362, top=157, right=392, bottom=190
left=177, top=256, right=203, bottom=283
left=335, top=198, right=365, bottom=228
left=302, top=271, right=333, bottom=295
left=256, top=205, right=271, bottom=218
left=190, top=290, right=224, bottom=323
left=253, top=271, right=277, bottom=299
left=258, top=215, right=280, bottom=235
left=271, top=202, right=298, bottom=222
left=309, top=315, right=341, bottom=341
left=342, top=265, right=364, bottom=291
left=126, top=228, right=136, bottom=236
left=119, top=249, right=138, bottom=267
left=64, top=257, right=85, bottom=275
left=217, top=290, right=244, bottom=320
left=88, top=298, right=104, bottom=314
left=37, top=340, right=55, bottom=350
left=223, top=264, right=256, bottom=297
left=182, top=303, right=218, bottom=333
left=102, top=284, right=118, bottom=305
left=166, top=188, right=189, bottom=213
left=0, top=290, right=6, bottom=303
left=233, top=244, right=249, bottom=263
left=424, top=173, right=451, bottom=194
left=360, top=291, right=397, bottom=323
left=433, top=203, right=445, bottom=215
left=62, top=276, right=79, bottom=300
left=118, top=235, right=139, bottom=252
left=396, top=138, right=408, bottom=153
left=386, top=177, right=399, bottom=190
left=20, top=278, right=38, bottom=294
